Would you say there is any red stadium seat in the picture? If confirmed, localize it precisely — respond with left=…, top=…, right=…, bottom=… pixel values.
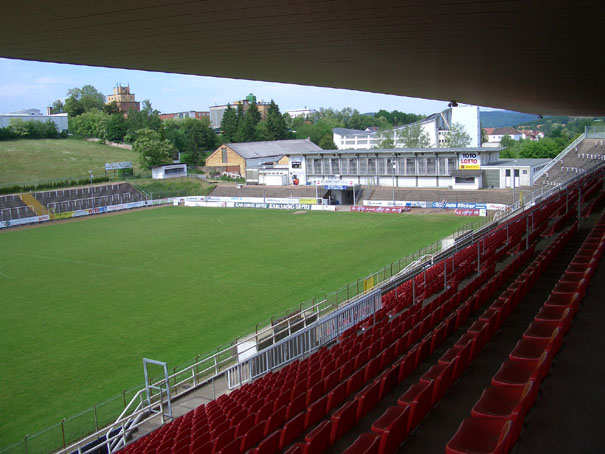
left=330, top=400, right=358, bottom=445
left=371, top=405, right=410, bottom=454
left=397, top=380, right=434, bottom=432
left=355, top=380, right=382, bottom=421
left=445, top=416, right=512, bottom=454
left=303, top=419, right=332, bottom=454
left=341, top=433, right=381, bottom=454
left=279, top=411, right=305, bottom=450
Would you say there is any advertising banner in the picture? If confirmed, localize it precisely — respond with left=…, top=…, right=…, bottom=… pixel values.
left=299, top=198, right=317, bottom=205
left=458, top=152, right=480, bottom=170
left=351, top=206, right=403, bottom=213
left=454, top=208, right=480, bottom=216
left=1, top=215, right=49, bottom=229
left=104, top=161, right=133, bottom=170
left=53, top=211, right=75, bottom=220
left=363, top=200, right=427, bottom=208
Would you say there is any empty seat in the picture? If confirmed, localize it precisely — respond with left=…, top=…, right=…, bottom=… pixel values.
left=341, top=433, right=381, bottom=454
left=302, top=419, right=332, bottom=454
left=445, top=416, right=512, bottom=454
left=397, top=380, right=434, bottom=432
left=491, top=356, right=547, bottom=389
left=330, top=400, right=358, bottom=445
left=371, top=405, right=410, bottom=454
left=356, top=380, right=382, bottom=421
left=471, top=381, right=535, bottom=442
left=279, top=411, right=305, bottom=450
left=304, top=395, right=328, bottom=430
left=420, top=362, right=454, bottom=405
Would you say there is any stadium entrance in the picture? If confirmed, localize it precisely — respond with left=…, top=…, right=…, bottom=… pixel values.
left=322, top=181, right=361, bottom=205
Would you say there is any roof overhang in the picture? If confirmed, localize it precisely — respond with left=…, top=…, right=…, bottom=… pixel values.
left=1, top=1, right=603, bottom=116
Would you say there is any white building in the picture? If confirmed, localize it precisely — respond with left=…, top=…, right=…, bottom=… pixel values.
left=332, top=105, right=481, bottom=150
left=151, top=163, right=188, bottom=179
left=483, top=127, right=524, bottom=147
left=284, top=108, right=316, bottom=119
left=0, top=109, right=68, bottom=131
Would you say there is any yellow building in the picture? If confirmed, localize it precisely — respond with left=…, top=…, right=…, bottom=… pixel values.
left=106, top=84, right=140, bottom=113
left=206, top=139, right=321, bottom=178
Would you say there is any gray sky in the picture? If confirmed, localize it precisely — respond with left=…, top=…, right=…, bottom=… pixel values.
left=0, top=58, right=490, bottom=116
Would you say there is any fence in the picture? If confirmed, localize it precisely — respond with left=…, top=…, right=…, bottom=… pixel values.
left=4, top=163, right=604, bottom=454
left=585, top=125, right=605, bottom=139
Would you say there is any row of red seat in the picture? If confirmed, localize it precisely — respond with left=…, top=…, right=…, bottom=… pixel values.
left=445, top=215, right=605, bottom=454
left=117, top=184, right=585, bottom=454
left=339, top=234, right=544, bottom=454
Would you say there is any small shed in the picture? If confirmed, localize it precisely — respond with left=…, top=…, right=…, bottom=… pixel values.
left=152, top=163, right=188, bottom=179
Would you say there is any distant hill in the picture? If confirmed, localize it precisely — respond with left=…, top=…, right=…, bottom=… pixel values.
left=480, top=110, right=538, bottom=128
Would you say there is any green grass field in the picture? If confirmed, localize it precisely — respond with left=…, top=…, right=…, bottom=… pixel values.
left=0, top=207, right=470, bottom=448
left=0, top=138, right=141, bottom=185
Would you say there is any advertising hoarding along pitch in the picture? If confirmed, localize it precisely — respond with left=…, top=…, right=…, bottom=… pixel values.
left=104, top=162, right=133, bottom=170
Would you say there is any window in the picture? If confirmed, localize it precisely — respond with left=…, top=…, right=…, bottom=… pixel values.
left=417, top=158, right=427, bottom=175
left=377, top=158, right=386, bottom=175
left=323, top=158, right=331, bottom=174
left=311, top=158, right=322, bottom=174
left=447, top=158, right=456, bottom=174
left=291, top=161, right=301, bottom=169
left=438, top=158, right=447, bottom=175
left=221, top=147, right=228, bottom=163
left=386, top=158, right=396, bottom=175
left=359, top=158, right=368, bottom=174
left=367, top=158, right=376, bottom=174
left=397, top=158, right=406, bottom=175
left=347, top=158, right=358, bottom=175
left=427, top=158, right=436, bottom=174
left=331, top=158, right=340, bottom=174
left=406, top=158, right=415, bottom=175
left=455, top=176, right=475, bottom=184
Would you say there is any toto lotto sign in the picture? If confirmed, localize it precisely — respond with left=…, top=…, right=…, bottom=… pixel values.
left=458, top=152, right=480, bottom=170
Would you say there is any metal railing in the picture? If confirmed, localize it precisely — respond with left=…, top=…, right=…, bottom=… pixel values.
left=5, top=162, right=603, bottom=454
left=533, top=133, right=586, bottom=183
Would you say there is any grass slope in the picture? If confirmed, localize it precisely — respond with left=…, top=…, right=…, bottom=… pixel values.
left=0, top=207, right=470, bottom=446
left=0, top=138, right=141, bottom=185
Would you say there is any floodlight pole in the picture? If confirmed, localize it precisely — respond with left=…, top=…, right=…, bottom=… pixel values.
left=392, top=159, right=396, bottom=207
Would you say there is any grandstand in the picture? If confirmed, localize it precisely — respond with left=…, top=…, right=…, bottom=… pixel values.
left=33, top=183, right=145, bottom=214
left=51, top=159, right=602, bottom=454
left=0, top=195, right=36, bottom=221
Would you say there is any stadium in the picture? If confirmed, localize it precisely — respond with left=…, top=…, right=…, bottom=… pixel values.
left=1, top=2, right=605, bottom=454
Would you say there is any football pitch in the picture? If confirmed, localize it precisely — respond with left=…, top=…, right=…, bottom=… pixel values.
left=0, top=206, right=471, bottom=447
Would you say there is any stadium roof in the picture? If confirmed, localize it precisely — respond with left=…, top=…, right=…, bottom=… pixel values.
left=226, top=139, right=322, bottom=159
left=301, top=147, right=501, bottom=155
left=0, top=1, right=603, bottom=116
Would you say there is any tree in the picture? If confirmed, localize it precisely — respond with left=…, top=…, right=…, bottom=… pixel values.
left=396, top=123, right=431, bottom=148
left=182, top=118, right=218, bottom=165
left=133, top=128, right=175, bottom=170
left=377, top=131, right=395, bottom=149
left=481, top=127, right=488, bottom=144
left=220, top=104, right=238, bottom=142
left=319, top=134, right=338, bottom=149
left=235, top=102, right=261, bottom=142
left=64, top=85, right=105, bottom=117
left=105, top=114, right=127, bottom=142
left=444, top=122, right=471, bottom=147
left=49, top=99, right=64, bottom=114
left=265, top=100, right=288, bottom=140
left=103, top=101, right=120, bottom=115
left=70, top=109, right=109, bottom=138
left=500, top=134, right=515, bottom=149
left=124, top=100, right=161, bottom=142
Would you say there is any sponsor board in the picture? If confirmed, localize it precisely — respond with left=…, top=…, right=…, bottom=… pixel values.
left=0, top=215, right=50, bottom=229
left=455, top=208, right=480, bottom=216
left=104, top=161, right=133, bottom=170
left=325, top=185, right=347, bottom=190
left=458, top=152, right=480, bottom=170
left=351, top=206, right=403, bottom=213
left=486, top=203, right=507, bottom=211
left=363, top=200, right=427, bottom=208
left=233, top=202, right=312, bottom=210
left=53, top=211, right=75, bottom=220
left=299, top=198, right=317, bottom=205
left=431, top=202, right=487, bottom=210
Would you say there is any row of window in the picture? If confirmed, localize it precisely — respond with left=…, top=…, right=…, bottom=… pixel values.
left=308, top=157, right=457, bottom=176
